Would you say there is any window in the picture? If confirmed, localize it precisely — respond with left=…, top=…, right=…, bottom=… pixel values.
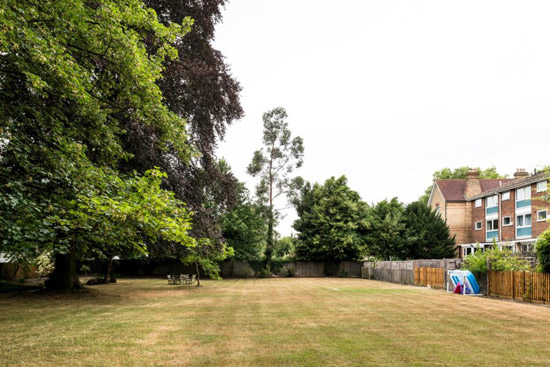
left=475, top=221, right=482, bottom=230
left=537, top=181, right=547, bottom=193
left=486, top=219, right=499, bottom=241
left=475, top=199, right=482, bottom=208
left=516, top=213, right=532, bottom=238
left=486, top=219, right=499, bottom=231
left=538, top=210, right=548, bottom=222
left=502, top=216, right=512, bottom=226
left=516, top=186, right=531, bottom=201
left=516, top=186, right=532, bottom=210
left=502, top=191, right=510, bottom=201
left=463, top=247, right=474, bottom=256
left=486, top=195, right=498, bottom=208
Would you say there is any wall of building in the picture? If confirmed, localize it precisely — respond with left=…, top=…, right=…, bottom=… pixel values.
left=446, top=202, right=473, bottom=245
left=472, top=200, right=485, bottom=243
left=532, top=183, right=549, bottom=238
left=501, top=189, right=516, bottom=241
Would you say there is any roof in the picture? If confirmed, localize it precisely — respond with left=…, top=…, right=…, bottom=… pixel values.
left=479, top=179, right=514, bottom=192
left=435, top=180, right=467, bottom=201
left=468, top=172, right=549, bottom=200
left=433, top=179, right=513, bottom=202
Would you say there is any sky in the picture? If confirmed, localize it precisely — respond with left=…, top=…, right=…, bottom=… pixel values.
left=214, top=0, right=550, bottom=236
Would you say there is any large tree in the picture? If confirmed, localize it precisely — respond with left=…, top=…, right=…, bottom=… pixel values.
left=0, top=0, right=196, bottom=289
left=365, top=198, right=407, bottom=260
left=419, top=166, right=507, bottom=204
left=247, top=107, right=304, bottom=267
left=293, top=176, right=370, bottom=261
left=402, top=201, right=456, bottom=259
left=125, top=0, right=244, bottom=246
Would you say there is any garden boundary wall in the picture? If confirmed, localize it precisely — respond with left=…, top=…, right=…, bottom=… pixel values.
left=220, top=261, right=363, bottom=278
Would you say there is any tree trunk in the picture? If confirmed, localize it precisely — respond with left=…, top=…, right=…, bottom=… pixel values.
left=195, top=261, right=201, bottom=287
left=104, top=257, right=113, bottom=283
left=265, top=210, right=274, bottom=269
left=46, top=246, right=82, bottom=290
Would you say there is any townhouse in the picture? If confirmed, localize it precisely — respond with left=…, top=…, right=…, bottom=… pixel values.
left=428, top=169, right=549, bottom=258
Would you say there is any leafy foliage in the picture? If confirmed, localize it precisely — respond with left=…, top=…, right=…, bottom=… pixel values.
left=365, top=198, right=406, bottom=260
left=222, top=184, right=267, bottom=262
left=273, top=236, right=296, bottom=260
left=125, top=0, right=244, bottom=246
left=462, top=246, right=531, bottom=273
left=402, top=201, right=456, bottom=259
left=0, top=0, right=195, bottom=289
left=536, top=230, right=550, bottom=273
left=293, top=176, right=369, bottom=261
left=420, top=166, right=507, bottom=204
left=247, top=107, right=304, bottom=266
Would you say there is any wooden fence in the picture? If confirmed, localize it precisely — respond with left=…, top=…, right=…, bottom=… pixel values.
left=414, top=267, right=445, bottom=289
left=488, top=271, right=550, bottom=304
left=362, top=259, right=461, bottom=289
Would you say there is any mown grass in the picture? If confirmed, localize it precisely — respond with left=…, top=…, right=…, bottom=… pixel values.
left=1, top=278, right=550, bottom=366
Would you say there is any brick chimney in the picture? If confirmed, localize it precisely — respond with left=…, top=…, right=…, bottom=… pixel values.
left=465, top=168, right=482, bottom=198
left=514, top=168, right=529, bottom=179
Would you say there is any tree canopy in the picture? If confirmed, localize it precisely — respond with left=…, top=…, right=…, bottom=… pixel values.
left=402, top=201, right=456, bottom=259
left=293, top=176, right=370, bottom=261
left=0, top=0, right=197, bottom=289
left=364, top=198, right=406, bottom=260
left=222, top=184, right=267, bottom=262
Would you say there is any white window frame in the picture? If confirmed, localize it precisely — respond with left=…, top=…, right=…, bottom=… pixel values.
left=475, top=199, right=482, bottom=208
left=463, top=247, right=474, bottom=256
left=537, top=180, right=547, bottom=193
left=537, top=210, right=548, bottom=222
left=486, top=219, right=498, bottom=231
left=516, top=186, right=531, bottom=201
left=516, top=213, right=532, bottom=239
left=475, top=221, right=482, bottom=230
left=486, top=195, right=498, bottom=208
left=502, top=216, right=512, bottom=226
left=502, top=191, right=510, bottom=201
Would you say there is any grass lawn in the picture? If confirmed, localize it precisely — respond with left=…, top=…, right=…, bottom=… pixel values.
left=1, top=278, right=550, bottom=367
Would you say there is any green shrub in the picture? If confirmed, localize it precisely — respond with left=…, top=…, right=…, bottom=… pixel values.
left=536, top=230, right=550, bottom=273
left=257, top=269, right=271, bottom=278
left=340, top=270, right=349, bottom=278
left=286, top=268, right=295, bottom=277
left=462, top=244, right=531, bottom=273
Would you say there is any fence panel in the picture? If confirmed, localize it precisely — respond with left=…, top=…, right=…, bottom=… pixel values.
left=414, top=267, right=445, bottom=289
left=488, top=271, right=550, bottom=304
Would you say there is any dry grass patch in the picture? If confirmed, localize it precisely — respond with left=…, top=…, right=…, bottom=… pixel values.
left=1, top=278, right=550, bottom=366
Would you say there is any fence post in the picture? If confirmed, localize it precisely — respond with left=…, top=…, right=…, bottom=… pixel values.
left=511, top=271, right=515, bottom=300
left=485, top=258, right=491, bottom=296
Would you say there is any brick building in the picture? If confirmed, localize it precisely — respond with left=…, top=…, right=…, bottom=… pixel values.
left=428, top=169, right=549, bottom=258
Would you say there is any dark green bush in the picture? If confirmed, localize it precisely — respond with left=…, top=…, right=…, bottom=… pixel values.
left=536, top=230, right=550, bottom=273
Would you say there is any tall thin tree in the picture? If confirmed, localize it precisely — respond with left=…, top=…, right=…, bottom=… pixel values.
left=247, top=107, right=304, bottom=268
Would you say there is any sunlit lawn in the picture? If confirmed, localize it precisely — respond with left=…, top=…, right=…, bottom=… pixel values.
left=1, top=277, right=550, bottom=366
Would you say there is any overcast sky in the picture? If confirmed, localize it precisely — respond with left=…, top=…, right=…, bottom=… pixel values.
left=214, top=0, right=550, bottom=236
